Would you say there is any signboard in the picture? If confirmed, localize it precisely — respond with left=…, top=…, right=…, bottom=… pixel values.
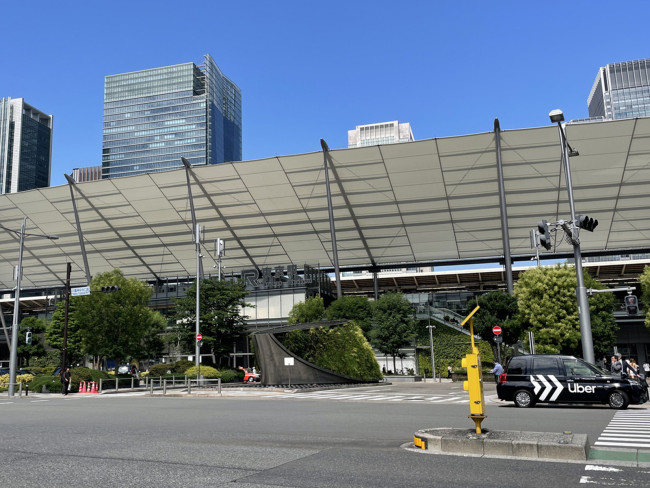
left=196, top=333, right=202, bottom=342
left=71, top=286, right=90, bottom=296
left=492, top=326, right=502, bottom=335
left=284, top=357, right=294, bottom=366
left=494, top=336, right=503, bottom=344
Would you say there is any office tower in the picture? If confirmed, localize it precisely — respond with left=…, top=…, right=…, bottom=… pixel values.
left=348, top=120, right=414, bottom=148
left=102, top=54, right=242, bottom=179
left=0, top=97, right=53, bottom=194
left=588, top=58, right=650, bottom=120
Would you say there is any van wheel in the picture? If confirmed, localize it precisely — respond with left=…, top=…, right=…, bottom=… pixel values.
left=514, top=389, right=536, bottom=408
left=608, top=391, right=629, bottom=409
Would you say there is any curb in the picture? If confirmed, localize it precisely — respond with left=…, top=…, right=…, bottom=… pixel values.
left=413, top=428, right=589, bottom=461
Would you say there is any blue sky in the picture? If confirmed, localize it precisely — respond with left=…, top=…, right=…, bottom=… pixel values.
left=2, top=1, right=649, bottom=187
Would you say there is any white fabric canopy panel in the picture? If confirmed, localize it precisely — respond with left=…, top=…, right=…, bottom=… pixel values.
left=1, top=117, right=649, bottom=290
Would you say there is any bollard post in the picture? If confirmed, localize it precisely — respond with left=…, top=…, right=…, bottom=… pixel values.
left=99, top=378, right=103, bottom=393
left=188, top=379, right=192, bottom=395
left=115, top=377, right=119, bottom=392
left=149, top=378, right=153, bottom=395
left=25, top=384, right=28, bottom=397
left=218, top=378, right=221, bottom=395
left=163, top=379, right=167, bottom=395
left=18, top=382, right=22, bottom=397
left=131, top=376, right=134, bottom=391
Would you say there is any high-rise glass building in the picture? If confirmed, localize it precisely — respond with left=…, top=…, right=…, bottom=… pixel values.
left=348, top=120, right=414, bottom=148
left=102, top=54, right=241, bottom=179
left=0, top=97, right=53, bottom=194
left=588, top=58, right=650, bottom=120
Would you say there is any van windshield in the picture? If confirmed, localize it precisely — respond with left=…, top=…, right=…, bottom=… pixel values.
left=563, top=358, right=600, bottom=377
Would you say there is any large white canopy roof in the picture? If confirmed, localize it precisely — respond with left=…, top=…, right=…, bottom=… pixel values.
left=1, top=117, right=649, bottom=290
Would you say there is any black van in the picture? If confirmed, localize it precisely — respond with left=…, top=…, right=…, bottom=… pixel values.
left=496, top=354, right=648, bottom=410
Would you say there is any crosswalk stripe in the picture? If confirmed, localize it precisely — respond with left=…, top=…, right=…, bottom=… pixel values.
left=594, top=410, right=650, bottom=449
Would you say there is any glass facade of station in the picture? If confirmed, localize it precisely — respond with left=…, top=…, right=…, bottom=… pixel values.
left=102, top=54, right=241, bottom=178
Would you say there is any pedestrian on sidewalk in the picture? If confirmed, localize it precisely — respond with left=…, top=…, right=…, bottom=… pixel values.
left=490, top=361, right=503, bottom=383
left=60, top=367, right=71, bottom=395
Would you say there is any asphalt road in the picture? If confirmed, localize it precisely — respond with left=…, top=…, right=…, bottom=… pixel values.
left=1, top=382, right=648, bottom=487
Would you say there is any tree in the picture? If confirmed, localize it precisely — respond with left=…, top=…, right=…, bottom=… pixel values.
left=74, top=268, right=164, bottom=370
left=370, top=292, right=416, bottom=372
left=46, top=299, right=85, bottom=366
left=324, top=295, right=373, bottom=336
left=17, top=316, right=47, bottom=366
left=466, top=291, right=523, bottom=346
left=172, top=278, right=251, bottom=366
left=287, top=296, right=325, bottom=324
left=514, top=265, right=617, bottom=357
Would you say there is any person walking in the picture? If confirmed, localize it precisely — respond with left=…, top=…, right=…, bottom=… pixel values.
left=643, top=361, right=649, bottom=381
left=611, top=355, right=622, bottom=375
left=60, top=367, right=71, bottom=395
left=490, top=361, right=504, bottom=383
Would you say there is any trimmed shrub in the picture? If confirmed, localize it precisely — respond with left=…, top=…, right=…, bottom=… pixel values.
left=29, top=375, right=62, bottom=393
left=184, top=365, right=220, bottom=379
left=171, top=359, right=194, bottom=373
left=219, top=370, right=239, bottom=383
left=148, top=363, right=172, bottom=377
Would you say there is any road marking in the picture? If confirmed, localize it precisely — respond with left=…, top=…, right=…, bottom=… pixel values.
left=0, top=402, right=14, bottom=405
left=30, top=400, right=49, bottom=403
left=594, top=410, right=650, bottom=449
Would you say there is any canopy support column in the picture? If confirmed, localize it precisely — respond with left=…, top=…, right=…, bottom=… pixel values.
left=320, top=139, right=342, bottom=299
left=64, top=174, right=92, bottom=284
left=494, top=119, right=513, bottom=294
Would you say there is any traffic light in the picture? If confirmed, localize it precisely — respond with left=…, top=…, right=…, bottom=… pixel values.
left=101, top=285, right=120, bottom=293
left=624, top=295, right=639, bottom=315
left=577, top=215, right=598, bottom=232
left=25, top=331, right=32, bottom=344
left=537, top=220, right=551, bottom=250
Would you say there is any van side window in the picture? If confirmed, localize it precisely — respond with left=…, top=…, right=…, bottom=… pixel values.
left=532, top=357, right=561, bottom=376
left=563, top=359, right=597, bottom=377
left=506, top=357, right=526, bottom=375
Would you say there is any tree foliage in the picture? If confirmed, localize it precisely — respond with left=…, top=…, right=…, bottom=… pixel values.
left=47, top=299, right=85, bottom=365
left=370, top=292, right=416, bottom=372
left=17, top=316, right=47, bottom=366
left=466, top=291, right=523, bottom=345
left=324, top=295, right=373, bottom=336
left=514, top=265, right=616, bottom=357
left=287, top=296, right=324, bottom=324
left=73, top=269, right=166, bottom=369
left=172, top=278, right=251, bottom=365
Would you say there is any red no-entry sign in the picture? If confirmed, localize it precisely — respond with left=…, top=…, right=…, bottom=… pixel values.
left=492, top=326, right=502, bottom=335
left=196, top=333, right=202, bottom=342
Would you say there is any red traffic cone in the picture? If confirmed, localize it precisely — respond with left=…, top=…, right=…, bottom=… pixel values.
left=80, top=381, right=86, bottom=393
left=90, top=381, right=98, bottom=394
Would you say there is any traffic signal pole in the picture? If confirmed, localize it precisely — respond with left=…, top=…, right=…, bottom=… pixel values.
left=554, top=115, right=595, bottom=365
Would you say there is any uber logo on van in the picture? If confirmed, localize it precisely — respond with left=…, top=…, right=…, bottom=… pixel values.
left=568, top=383, right=595, bottom=394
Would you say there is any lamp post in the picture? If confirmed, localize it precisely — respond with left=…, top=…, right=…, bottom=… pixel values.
left=2, top=218, right=58, bottom=396
left=549, top=109, right=595, bottom=364
left=426, top=324, right=436, bottom=381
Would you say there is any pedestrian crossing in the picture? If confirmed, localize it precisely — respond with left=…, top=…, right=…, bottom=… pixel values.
left=593, top=410, right=650, bottom=449
left=261, top=389, right=470, bottom=404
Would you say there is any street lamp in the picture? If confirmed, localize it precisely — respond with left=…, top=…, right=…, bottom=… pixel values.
left=549, top=109, right=595, bottom=364
left=426, top=324, right=436, bottom=381
left=1, top=218, right=58, bottom=396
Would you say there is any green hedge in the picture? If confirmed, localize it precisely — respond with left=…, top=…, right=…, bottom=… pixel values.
left=29, top=375, right=62, bottom=393
left=148, top=363, right=172, bottom=376
left=184, top=365, right=220, bottom=378
left=417, top=325, right=494, bottom=378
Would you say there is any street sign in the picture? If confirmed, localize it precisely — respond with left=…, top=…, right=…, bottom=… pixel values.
left=492, top=326, right=502, bottom=335
left=284, top=357, right=294, bottom=366
left=71, top=286, right=90, bottom=296
left=196, top=333, right=202, bottom=342
left=494, top=336, right=503, bottom=344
